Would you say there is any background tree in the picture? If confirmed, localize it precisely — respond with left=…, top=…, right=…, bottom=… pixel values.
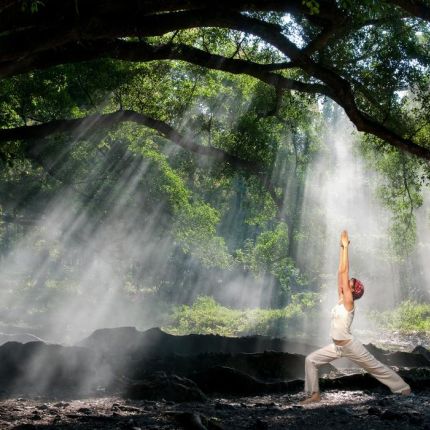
left=0, top=1, right=429, bottom=340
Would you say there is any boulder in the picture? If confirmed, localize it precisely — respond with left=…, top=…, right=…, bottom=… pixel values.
left=77, top=327, right=319, bottom=357
left=399, top=367, right=430, bottom=390
left=0, top=333, right=45, bottom=346
left=412, top=345, right=430, bottom=363
left=320, top=367, right=430, bottom=392
left=0, top=341, right=112, bottom=395
left=190, top=366, right=302, bottom=395
left=78, top=328, right=332, bottom=382
left=122, top=372, right=207, bottom=402
left=120, top=350, right=323, bottom=382
left=364, top=343, right=430, bottom=367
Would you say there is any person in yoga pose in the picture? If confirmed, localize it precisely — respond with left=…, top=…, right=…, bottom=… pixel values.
left=301, top=230, right=411, bottom=404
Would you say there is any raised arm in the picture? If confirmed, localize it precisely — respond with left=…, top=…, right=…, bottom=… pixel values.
left=337, top=245, right=344, bottom=300
left=338, top=230, right=353, bottom=310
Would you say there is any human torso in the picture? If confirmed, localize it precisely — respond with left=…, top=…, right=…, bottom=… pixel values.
left=330, top=300, right=355, bottom=342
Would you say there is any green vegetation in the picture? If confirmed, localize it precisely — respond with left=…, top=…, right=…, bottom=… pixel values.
left=369, top=301, right=430, bottom=333
left=0, top=2, right=430, bottom=337
left=165, top=294, right=319, bottom=338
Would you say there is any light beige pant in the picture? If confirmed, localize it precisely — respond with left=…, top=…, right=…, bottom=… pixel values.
left=305, top=338, right=411, bottom=394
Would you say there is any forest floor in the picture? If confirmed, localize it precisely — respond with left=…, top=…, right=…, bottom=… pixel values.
left=0, top=389, right=429, bottom=430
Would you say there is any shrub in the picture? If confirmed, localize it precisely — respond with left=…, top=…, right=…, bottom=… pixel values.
left=164, top=293, right=318, bottom=337
left=369, top=300, right=430, bottom=333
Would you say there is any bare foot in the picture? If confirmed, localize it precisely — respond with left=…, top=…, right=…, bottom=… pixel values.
left=401, top=388, right=411, bottom=395
left=300, top=392, right=321, bottom=404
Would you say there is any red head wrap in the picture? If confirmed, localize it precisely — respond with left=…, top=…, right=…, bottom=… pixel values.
left=352, top=278, right=364, bottom=300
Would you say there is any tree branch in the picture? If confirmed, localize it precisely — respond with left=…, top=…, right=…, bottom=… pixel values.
left=387, top=0, right=430, bottom=21
left=0, top=40, right=333, bottom=100
left=1, top=109, right=273, bottom=181
left=1, top=5, right=430, bottom=161
left=0, top=109, right=285, bottom=210
left=0, top=0, right=340, bottom=36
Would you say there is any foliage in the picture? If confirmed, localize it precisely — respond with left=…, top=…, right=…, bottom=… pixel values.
left=1, top=10, right=429, bottom=333
left=0, top=60, right=317, bottom=331
left=368, top=300, right=430, bottom=333
left=235, top=223, right=307, bottom=305
left=174, top=203, right=231, bottom=268
left=165, top=293, right=319, bottom=337
left=359, top=136, right=424, bottom=257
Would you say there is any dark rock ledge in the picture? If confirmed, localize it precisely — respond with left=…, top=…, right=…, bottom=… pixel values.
left=0, top=327, right=427, bottom=429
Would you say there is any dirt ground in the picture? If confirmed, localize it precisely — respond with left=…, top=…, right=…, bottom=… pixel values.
left=0, top=389, right=429, bottom=430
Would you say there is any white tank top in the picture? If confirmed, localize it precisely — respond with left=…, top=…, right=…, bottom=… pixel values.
left=329, top=302, right=355, bottom=340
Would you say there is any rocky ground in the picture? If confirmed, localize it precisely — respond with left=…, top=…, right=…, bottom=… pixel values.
left=0, top=389, right=429, bottom=430
left=0, top=327, right=428, bottom=429
left=355, top=329, right=430, bottom=352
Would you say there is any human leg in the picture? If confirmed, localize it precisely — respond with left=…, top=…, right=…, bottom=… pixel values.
left=342, top=339, right=411, bottom=393
left=303, top=343, right=339, bottom=401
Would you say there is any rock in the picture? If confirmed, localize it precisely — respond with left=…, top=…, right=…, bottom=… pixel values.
left=377, top=398, right=391, bottom=406
left=368, top=406, right=381, bottom=416
left=207, top=418, right=225, bottom=430
left=78, top=327, right=328, bottom=383
left=364, top=343, right=430, bottom=367
left=191, top=366, right=267, bottom=394
left=225, top=350, right=307, bottom=380
left=190, top=366, right=300, bottom=395
left=407, top=412, right=424, bottom=425
left=412, top=345, right=430, bottom=362
left=120, top=350, right=330, bottom=384
left=123, top=372, right=207, bottom=402
left=320, top=367, right=430, bottom=392
left=77, top=327, right=319, bottom=357
left=347, top=400, right=426, bottom=425
left=0, top=341, right=112, bottom=395
left=14, top=425, right=37, bottom=429
left=321, top=372, right=381, bottom=391
left=53, top=402, right=69, bottom=408
left=0, top=326, right=426, bottom=399
left=337, top=407, right=353, bottom=416
left=118, top=405, right=141, bottom=412
left=215, top=402, right=236, bottom=410
left=167, top=411, right=208, bottom=430
left=0, top=333, right=45, bottom=346
left=380, top=409, right=405, bottom=421
left=254, top=418, right=269, bottom=429
left=399, top=367, right=430, bottom=390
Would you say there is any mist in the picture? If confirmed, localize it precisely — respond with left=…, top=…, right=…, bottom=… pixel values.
left=295, top=107, right=430, bottom=346
left=0, top=101, right=428, bottom=348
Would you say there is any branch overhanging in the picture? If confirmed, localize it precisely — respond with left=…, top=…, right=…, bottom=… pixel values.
left=0, top=109, right=284, bottom=209
left=0, top=3, right=429, bottom=160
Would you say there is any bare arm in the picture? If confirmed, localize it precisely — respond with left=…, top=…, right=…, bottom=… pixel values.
left=338, top=230, right=353, bottom=310
left=337, top=245, right=344, bottom=300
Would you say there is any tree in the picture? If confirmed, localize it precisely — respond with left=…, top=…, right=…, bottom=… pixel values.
left=1, top=0, right=430, bottom=163
left=1, top=0, right=429, bottom=319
